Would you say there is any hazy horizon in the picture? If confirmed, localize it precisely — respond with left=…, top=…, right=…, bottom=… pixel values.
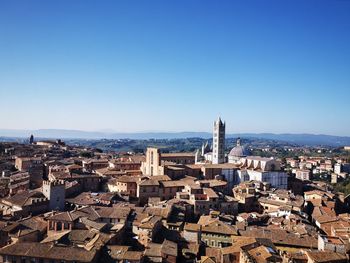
left=0, top=127, right=349, bottom=138
left=1, top=1, right=350, bottom=136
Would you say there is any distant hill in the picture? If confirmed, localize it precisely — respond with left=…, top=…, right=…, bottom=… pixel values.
left=0, top=129, right=212, bottom=140
left=0, top=129, right=349, bottom=146
left=230, top=133, right=350, bottom=147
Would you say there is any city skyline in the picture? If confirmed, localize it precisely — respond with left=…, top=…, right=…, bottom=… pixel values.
left=1, top=1, right=350, bottom=136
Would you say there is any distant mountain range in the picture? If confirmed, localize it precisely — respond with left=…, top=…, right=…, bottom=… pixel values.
left=0, top=129, right=349, bottom=146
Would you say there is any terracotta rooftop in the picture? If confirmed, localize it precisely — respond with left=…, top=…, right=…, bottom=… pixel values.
left=48, top=211, right=79, bottom=222
left=184, top=223, right=201, bottom=232
left=139, top=179, right=160, bottom=186
left=0, top=242, right=97, bottom=262
left=201, top=219, right=237, bottom=235
left=240, top=228, right=318, bottom=248
left=2, top=191, right=47, bottom=207
left=306, top=250, right=348, bottom=263
left=161, top=152, right=195, bottom=158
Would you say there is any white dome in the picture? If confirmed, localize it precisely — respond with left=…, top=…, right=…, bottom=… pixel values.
left=228, top=138, right=250, bottom=157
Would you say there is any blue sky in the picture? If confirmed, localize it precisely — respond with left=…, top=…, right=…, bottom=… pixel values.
left=0, top=0, right=349, bottom=135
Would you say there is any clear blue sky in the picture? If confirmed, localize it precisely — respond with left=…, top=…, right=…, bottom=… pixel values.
left=0, top=0, right=349, bottom=135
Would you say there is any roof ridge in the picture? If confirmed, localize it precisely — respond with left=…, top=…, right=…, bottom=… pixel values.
left=68, top=211, right=73, bottom=222
left=92, top=207, right=101, bottom=218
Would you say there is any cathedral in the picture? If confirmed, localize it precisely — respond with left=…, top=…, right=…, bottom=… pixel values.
left=195, top=117, right=226, bottom=164
left=194, top=141, right=211, bottom=164
left=194, top=118, right=288, bottom=189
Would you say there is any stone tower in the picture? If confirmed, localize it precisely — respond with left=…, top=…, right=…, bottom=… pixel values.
left=42, top=180, right=65, bottom=211
left=29, top=134, right=34, bottom=144
left=212, top=117, right=225, bottom=164
left=141, top=148, right=162, bottom=176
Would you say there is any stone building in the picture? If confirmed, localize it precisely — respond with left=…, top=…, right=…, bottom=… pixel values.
left=141, top=148, right=163, bottom=176
left=183, top=223, right=201, bottom=243
left=137, top=178, right=161, bottom=205
left=318, top=235, right=346, bottom=254
left=49, top=172, right=101, bottom=192
left=42, top=180, right=65, bottom=211
left=233, top=181, right=266, bottom=213
left=144, top=240, right=178, bottom=263
left=160, top=152, right=195, bottom=165
left=0, top=191, right=49, bottom=219
left=175, top=183, right=238, bottom=216
left=15, top=157, right=44, bottom=188
left=140, top=147, right=195, bottom=177
left=108, top=157, right=143, bottom=171
left=295, top=169, right=311, bottom=181
left=82, top=159, right=109, bottom=173
left=201, top=163, right=239, bottom=192
left=238, top=156, right=288, bottom=189
left=200, top=218, right=237, bottom=248
left=132, top=215, right=162, bottom=246
left=107, top=176, right=141, bottom=197
left=0, top=171, right=30, bottom=197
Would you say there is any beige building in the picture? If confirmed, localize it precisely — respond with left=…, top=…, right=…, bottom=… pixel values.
left=200, top=218, right=236, bottom=248
left=15, top=157, right=43, bottom=188
left=141, top=148, right=164, bottom=176
left=258, top=189, right=304, bottom=215
left=140, top=147, right=195, bottom=177
left=107, top=176, right=142, bottom=197
left=137, top=179, right=161, bottom=205
left=0, top=171, right=30, bottom=197
left=295, top=169, right=311, bottom=181
left=175, top=183, right=238, bottom=216
left=132, top=215, right=162, bottom=246
left=183, top=223, right=201, bottom=243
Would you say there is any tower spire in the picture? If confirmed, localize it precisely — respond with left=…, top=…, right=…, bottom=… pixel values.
left=212, top=117, right=226, bottom=164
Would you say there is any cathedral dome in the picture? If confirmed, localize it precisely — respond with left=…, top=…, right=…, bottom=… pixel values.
left=228, top=138, right=250, bottom=157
